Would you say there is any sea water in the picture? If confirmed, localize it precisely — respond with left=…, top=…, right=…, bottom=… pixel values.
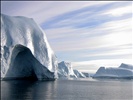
left=1, top=78, right=133, bottom=100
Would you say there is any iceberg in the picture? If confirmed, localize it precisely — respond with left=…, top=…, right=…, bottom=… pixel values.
left=58, top=61, right=77, bottom=78
left=93, top=63, right=133, bottom=79
left=82, top=72, right=90, bottom=77
left=58, top=61, right=86, bottom=78
left=73, top=70, right=86, bottom=78
left=1, top=14, right=58, bottom=80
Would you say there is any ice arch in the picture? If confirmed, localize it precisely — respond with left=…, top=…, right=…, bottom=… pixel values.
left=4, top=44, right=54, bottom=80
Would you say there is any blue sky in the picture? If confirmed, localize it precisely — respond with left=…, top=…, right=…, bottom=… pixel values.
left=1, top=1, right=132, bottom=73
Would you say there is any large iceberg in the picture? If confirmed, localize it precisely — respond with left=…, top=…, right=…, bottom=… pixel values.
left=58, top=61, right=86, bottom=78
left=1, top=14, right=58, bottom=80
left=93, top=63, right=133, bottom=79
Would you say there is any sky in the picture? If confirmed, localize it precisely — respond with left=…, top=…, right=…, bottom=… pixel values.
left=1, top=1, right=133, bottom=73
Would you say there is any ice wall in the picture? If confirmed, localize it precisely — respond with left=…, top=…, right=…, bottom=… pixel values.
left=1, top=14, right=58, bottom=80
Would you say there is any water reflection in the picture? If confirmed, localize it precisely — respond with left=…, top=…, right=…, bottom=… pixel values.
left=1, top=80, right=57, bottom=100
left=1, top=79, right=133, bottom=100
left=32, top=80, right=57, bottom=100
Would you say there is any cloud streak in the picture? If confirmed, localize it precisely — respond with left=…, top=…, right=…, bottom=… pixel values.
left=41, top=1, right=131, bottom=29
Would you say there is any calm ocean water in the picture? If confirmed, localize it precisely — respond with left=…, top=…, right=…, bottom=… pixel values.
left=1, top=78, right=133, bottom=100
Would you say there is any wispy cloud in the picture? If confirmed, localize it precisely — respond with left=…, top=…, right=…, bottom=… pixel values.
left=104, top=5, right=132, bottom=16
left=41, top=1, right=131, bottom=29
left=46, top=18, right=132, bottom=52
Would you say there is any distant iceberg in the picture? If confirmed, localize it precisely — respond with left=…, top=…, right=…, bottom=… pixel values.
left=58, top=61, right=86, bottom=79
left=82, top=72, right=90, bottom=77
left=73, top=70, right=86, bottom=78
left=1, top=14, right=58, bottom=80
left=119, top=63, right=133, bottom=70
left=93, top=63, right=133, bottom=79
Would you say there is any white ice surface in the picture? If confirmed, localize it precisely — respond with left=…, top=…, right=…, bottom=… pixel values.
left=1, top=14, right=58, bottom=80
left=93, top=63, right=133, bottom=78
left=58, top=61, right=86, bottom=78
left=73, top=70, right=86, bottom=78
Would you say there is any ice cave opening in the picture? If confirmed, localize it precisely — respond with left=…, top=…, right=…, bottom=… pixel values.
left=5, top=44, right=38, bottom=80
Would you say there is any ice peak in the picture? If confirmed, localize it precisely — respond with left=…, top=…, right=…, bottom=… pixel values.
left=119, top=63, right=133, bottom=70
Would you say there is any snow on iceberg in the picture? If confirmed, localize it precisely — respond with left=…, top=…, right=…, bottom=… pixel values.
left=73, top=70, right=86, bottom=78
left=58, top=61, right=86, bottom=78
left=82, top=72, right=90, bottom=77
left=119, top=63, right=133, bottom=70
left=1, top=14, right=58, bottom=80
left=93, top=63, right=133, bottom=79
left=58, top=61, right=76, bottom=78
